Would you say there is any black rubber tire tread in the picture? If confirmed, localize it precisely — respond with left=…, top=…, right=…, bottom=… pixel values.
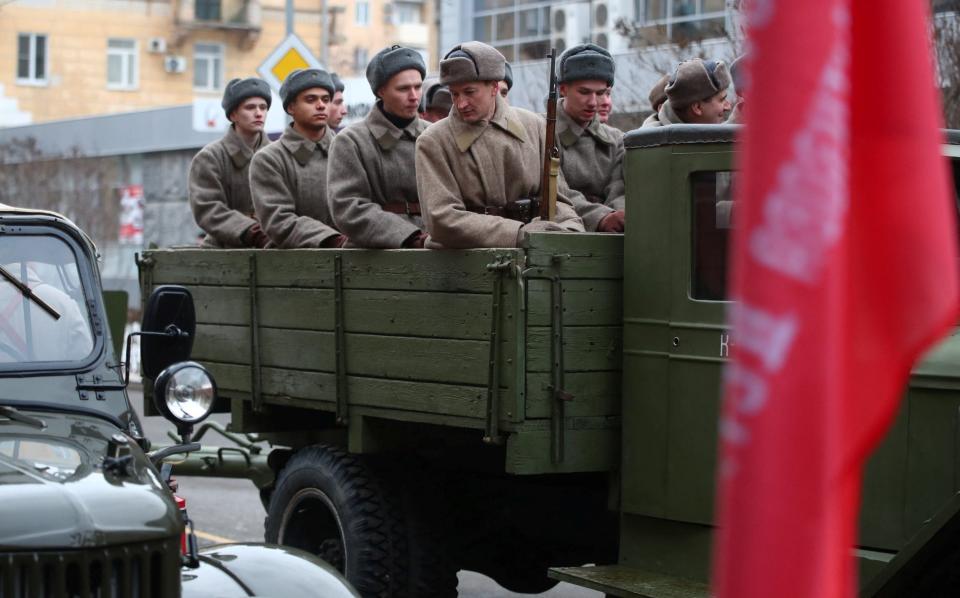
left=372, top=459, right=459, bottom=598
left=264, top=444, right=405, bottom=598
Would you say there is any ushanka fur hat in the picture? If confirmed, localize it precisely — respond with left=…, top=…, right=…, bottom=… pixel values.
left=557, top=43, right=615, bottom=86
left=666, top=58, right=731, bottom=110
left=280, top=68, right=335, bottom=109
left=440, top=41, right=505, bottom=85
left=648, top=74, right=670, bottom=112
left=366, top=45, right=426, bottom=95
left=421, top=77, right=452, bottom=112
left=330, top=72, right=345, bottom=93
left=221, top=77, right=272, bottom=117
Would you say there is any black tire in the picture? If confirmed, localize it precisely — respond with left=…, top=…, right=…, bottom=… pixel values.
left=373, top=459, right=459, bottom=598
left=264, top=445, right=405, bottom=598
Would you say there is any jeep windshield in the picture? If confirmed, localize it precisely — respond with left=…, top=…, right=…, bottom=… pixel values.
left=0, top=233, right=94, bottom=366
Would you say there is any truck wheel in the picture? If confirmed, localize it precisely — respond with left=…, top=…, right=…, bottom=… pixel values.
left=264, top=445, right=404, bottom=598
left=374, top=459, right=459, bottom=598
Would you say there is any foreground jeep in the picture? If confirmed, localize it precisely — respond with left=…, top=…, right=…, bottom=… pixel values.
left=0, top=205, right=357, bottom=597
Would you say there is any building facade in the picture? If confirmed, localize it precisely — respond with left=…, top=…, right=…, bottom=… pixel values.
left=0, top=0, right=437, bottom=126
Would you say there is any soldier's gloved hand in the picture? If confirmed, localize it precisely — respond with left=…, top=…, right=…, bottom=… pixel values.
left=403, top=231, right=429, bottom=248
left=517, top=219, right=567, bottom=246
left=597, top=210, right=625, bottom=233
left=243, top=222, right=270, bottom=248
left=322, top=234, right=349, bottom=248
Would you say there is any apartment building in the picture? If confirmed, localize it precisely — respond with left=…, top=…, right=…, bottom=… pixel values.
left=0, top=0, right=436, bottom=126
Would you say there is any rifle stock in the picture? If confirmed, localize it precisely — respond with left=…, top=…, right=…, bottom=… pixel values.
left=540, top=48, right=560, bottom=221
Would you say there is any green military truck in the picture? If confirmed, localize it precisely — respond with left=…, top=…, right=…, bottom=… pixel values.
left=0, top=206, right=357, bottom=597
left=139, top=125, right=960, bottom=597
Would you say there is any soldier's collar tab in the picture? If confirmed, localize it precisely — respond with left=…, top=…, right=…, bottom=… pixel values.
left=224, top=126, right=258, bottom=168
left=368, top=108, right=427, bottom=151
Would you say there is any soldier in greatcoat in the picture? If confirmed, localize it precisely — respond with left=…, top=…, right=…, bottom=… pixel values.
left=188, top=77, right=272, bottom=248
left=329, top=72, right=348, bottom=132
left=726, top=55, right=746, bottom=124
left=419, top=77, right=453, bottom=123
left=415, top=41, right=584, bottom=249
left=498, top=62, right=513, bottom=100
left=250, top=68, right=346, bottom=248
left=643, top=59, right=732, bottom=127
left=328, top=46, right=430, bottom=248
left=641, top=74, right=670, bottom=128
left=554, top=44, right=626, bottom=233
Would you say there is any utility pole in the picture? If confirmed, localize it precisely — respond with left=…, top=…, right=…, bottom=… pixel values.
left=320, top=0, right=329, bottom=68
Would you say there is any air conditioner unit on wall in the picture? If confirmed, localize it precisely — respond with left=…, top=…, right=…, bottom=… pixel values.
left=163, top=55, right=187, bottom=74
left=551, top=3, right=590, bottom=55
left=592, top=0, right=633, bottom=53
left=148, top=37, right=167, bottom=54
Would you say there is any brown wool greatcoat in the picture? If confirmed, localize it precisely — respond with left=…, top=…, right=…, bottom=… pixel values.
left=188, top=126, right=270, bottom=248
left=415, top=95, right=584, bottom=249
left=642, top=99, right=686, bottom=128
left=328, top=107, right=427, bottom=248
left=250, top=124, right=341, bottom=248
left=555, top=99, right=625, bottom=231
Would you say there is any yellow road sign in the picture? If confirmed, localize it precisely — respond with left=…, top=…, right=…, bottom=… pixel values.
left=257, top=33, right=323, bottom=91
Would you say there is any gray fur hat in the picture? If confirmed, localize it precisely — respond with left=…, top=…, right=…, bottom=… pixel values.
left=330, top=72, right=345, bottom=93
left=221, top=77, right=272, bottom=117
left=666, top=59, right=731, bottom=110
left=648, top=74, right=669, bottom=112
left=440, top=41, right=505, bottom=85
left=557, top=43, right=615, bottom=86
left=280, top=68, right=335, bottom=110
left=503, top=62, right=513, bottom=90
left=729, top=55, right=746, bottom=93
left=421, top=77, right=452, bottom=113
left=366, top=45, right=426, bottom=95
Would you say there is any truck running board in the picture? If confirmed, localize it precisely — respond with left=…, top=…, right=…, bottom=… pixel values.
left=548, top=565, right=709, bottom=598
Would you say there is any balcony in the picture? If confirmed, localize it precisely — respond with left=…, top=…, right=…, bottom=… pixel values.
left=175, top=0, right=262, bottom=46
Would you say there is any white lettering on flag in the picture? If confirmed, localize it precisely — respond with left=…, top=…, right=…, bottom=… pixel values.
left=729, top=302, right=798, bottom=372
left=748, top=31, right=850, bottom=284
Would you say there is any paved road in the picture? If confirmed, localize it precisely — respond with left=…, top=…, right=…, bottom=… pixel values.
left=133, top=387, right=602, bottom=598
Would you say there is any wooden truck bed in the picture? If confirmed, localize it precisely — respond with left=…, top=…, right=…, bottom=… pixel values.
left=140, top=233, right=623, bottom=475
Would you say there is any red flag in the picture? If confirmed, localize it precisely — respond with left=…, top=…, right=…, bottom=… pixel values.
left=714, top=1, right=959, bottom=597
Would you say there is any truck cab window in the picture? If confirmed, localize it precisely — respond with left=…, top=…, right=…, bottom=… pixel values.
left=692, top=170, right=735, bottom=301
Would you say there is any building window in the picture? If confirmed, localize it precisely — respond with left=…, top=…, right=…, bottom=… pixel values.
left=16, top=33, right=47, bottom=85
left=195, top=0, right=221, bottom=21
left=107, top=38, right=138, bottom=90
left=472, top=5, right=551, bottom=63
left=394, top=2, right=422, bottom=24
left=354, top=47, right=369, bottom=72
left=193, top=43, right=224, bottom=91
left=356, top=1, right=370, bottom=26
left=638, top=0, right=727, bottom=43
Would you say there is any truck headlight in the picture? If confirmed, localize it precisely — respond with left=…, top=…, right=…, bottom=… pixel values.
left=153, top=361, right=216, bottom=425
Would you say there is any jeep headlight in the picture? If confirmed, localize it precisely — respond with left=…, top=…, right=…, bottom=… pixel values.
left=154, top=361, right=216, bottom=425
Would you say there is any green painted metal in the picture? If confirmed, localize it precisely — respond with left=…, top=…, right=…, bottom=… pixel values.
left=102, top=289, right=128, bottom=358
left=549, top=565, right=709, bottom=598
left=334, top=253, right=348, bottom=424
left=248, top=253, right=263, bottom=412
left=140, top=241, right=624, bottom=475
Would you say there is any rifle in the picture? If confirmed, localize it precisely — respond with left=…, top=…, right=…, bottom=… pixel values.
left=539, top=48, right=560, bottom=221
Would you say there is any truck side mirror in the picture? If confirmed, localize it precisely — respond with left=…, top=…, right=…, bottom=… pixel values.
left=141, top=285, right=196, bottom=380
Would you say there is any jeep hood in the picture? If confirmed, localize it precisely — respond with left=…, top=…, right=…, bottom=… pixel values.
left=0, top=410, right=179, bottom=549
